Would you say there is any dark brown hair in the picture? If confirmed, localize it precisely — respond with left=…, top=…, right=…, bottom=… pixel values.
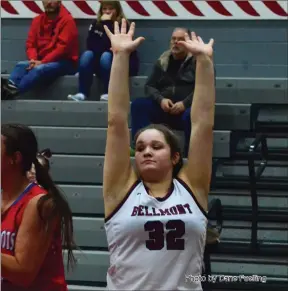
left=134, top=124, right=184, bottom=177
left=1, top=123, right=76, bottom=270
left=37, top=148, right=52, bottom=171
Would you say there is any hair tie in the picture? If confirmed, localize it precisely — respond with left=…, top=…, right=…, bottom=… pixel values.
left=38, top=148, right=52, bottom=159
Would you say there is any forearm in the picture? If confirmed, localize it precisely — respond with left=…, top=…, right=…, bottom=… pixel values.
left=145, top=86, right=163, bottom=104
left=108, top=52, right=130, bottom=120
left=191, top=55, right=215, bottom=126
left=26, top=48, right=38, bottom=60
left=1, top=254, right=27, bottom=285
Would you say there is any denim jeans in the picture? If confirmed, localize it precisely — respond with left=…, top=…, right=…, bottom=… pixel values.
left=78, top=50, right=138, bottom=97
left=9, top=60, right=76, bottom=93
left=131, top=98, right=191, bottom=154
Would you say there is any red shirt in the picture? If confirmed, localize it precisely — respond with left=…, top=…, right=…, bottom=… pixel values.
left=26, top=5, right=79, bottom=64
left=1, top=183, right=67, bottom=291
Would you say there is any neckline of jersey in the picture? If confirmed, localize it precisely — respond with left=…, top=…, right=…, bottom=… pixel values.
left=143, top=180, right=175, bottom=202
left=2, top=183, right=36, bottom=215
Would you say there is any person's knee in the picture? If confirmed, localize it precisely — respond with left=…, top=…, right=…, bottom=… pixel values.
left=100, top=52, right=113, bottom=70
left=131, top=98, right=152, bottom=115
left=15, top=60, right=30, bottom=69
left=28, top=63, right=57, bottom=80
left=30, top=64, right=46, bottom=75
left=79, top=50, right=95, bottom=69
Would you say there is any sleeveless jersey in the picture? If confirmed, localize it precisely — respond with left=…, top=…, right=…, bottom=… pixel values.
left=105, top=178, right=208, bottom=290
left=1, top=183, right=67, bottom=291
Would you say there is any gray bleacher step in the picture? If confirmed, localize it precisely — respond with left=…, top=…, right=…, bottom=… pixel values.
left=60, top=185, right=288, bottom=215
left=49, top=155, right=287, bottom=184
left=30, top=126, right=230, bottom=157
left=257, top=106, right=288, bottom=123
left=2, top=100, right=252, bottom=131
left=209, top=188, right=288, bottom=209
left=71, top=217, right=288, bottom=248
left=237, top=137, right=288, bottom=151
left=68, top=286, right=106, bottom=291
left=2, top=74, right=288, bottom=103
left=63, top=250, right=288, bottom=283
left=216, top=161, right=288, bottom=179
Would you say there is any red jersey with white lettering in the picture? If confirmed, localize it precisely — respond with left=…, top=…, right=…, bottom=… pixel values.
left=1, top=183, right=67, bottom=291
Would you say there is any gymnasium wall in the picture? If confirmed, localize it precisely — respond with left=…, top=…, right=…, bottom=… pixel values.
left=1, top=19, right=288, bottom=78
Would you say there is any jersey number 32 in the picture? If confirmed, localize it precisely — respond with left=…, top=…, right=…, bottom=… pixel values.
left=144, top=219, right=185, bottom=250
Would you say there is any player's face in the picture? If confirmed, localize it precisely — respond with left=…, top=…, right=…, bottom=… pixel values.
left=1, top=135, right=10, bottom=173
left=1, top=135, right=22, bottom=176
left=135, top=129, right=175, bottom=181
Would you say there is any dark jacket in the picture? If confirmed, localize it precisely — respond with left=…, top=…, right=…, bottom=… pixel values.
left=145, top=50, right=196, bottom=108
left=86, top=20, right=139, bottom=74
left=26, top=5, right=79, bottom=64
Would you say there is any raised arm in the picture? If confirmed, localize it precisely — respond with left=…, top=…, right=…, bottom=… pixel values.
left=177, top=32, right=215, bottom=208
left=102, top=19, right=144, bottom=217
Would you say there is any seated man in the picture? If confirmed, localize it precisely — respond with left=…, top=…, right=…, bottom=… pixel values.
left=2, top=0, right=78, bottom=99
left=130, top=27, right=196, bottom=155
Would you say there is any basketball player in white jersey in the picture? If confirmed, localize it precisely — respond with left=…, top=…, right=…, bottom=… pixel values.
left=103, top=19, right=215, bottom=290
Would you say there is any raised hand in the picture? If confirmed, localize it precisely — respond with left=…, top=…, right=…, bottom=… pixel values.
left=104, top=18, right=145, bottom=54
left=177, top=32, right=214, bottom=58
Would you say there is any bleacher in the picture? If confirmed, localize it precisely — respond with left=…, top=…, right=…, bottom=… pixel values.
left=2, top=74, right=288, bottom=290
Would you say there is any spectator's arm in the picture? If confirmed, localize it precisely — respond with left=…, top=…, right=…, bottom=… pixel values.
left=41, top=19, right=78, bottom=64
left=182, top=91, right=194, bottom=109
left=144, top=62, right=164, bottom=104
left=26, top=18, right=38, bottom=60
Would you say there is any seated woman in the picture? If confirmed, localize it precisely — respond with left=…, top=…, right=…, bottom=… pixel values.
left=68, top=0, right=139, bottom=102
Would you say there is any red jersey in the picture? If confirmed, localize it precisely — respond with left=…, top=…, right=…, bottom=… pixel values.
left=1, top=183, right=67, bottom=291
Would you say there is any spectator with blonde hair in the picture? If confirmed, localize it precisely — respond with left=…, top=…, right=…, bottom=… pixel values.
left=68, top=0, right=139, bottom=102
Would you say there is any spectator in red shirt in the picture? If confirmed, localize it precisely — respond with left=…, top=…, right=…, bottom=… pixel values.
left=2, top=0, right=79, bottom=100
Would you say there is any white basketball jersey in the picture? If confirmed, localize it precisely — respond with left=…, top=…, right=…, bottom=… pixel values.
left=105, top=178, right=208, bottom=290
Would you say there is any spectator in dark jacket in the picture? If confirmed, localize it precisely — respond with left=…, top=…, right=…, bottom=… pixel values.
left=68, top=0, right=139, bottom=102
left=2, top=1, right=78, bottom=100
left=130, top=28, right=196, bottom=156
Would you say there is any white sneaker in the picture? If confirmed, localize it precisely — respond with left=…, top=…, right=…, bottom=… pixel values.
left=67, top=93, right=86, bottom=102
left=100, top=94, right=108, bottom=101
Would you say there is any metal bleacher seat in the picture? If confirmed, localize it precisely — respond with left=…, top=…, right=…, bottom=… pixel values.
left=1, top=74, right=288, bottom=104
left=1, top=99, right=252, bottom=130
left=2, top=95, right=288, bottom=290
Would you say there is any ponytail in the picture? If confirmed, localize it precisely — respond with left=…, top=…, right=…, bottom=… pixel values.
left=34, top=158, right=76, bottom=271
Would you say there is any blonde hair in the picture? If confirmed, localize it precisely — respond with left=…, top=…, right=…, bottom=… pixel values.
left=97, top=0, right=129, bottom=24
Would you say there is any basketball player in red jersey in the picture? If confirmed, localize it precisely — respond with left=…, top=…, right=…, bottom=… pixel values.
left=103, top=20, right=215, bottom=290
left=1, top=124, right=75, bottom=291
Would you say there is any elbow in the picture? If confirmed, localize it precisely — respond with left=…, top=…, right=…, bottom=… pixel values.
left=191, top=109, right=215, bottom=127
left=107, top=113, right=128, bottom=128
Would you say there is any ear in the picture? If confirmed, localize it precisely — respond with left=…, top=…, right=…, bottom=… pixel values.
left=171, top=152, right=180, bottom=166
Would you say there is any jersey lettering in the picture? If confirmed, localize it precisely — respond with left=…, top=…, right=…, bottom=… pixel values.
left=131, top=203, right=192, bottom=217
left=144, top=220, right=185, bottom=251
left=1, top=230, right=16, bottom=251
